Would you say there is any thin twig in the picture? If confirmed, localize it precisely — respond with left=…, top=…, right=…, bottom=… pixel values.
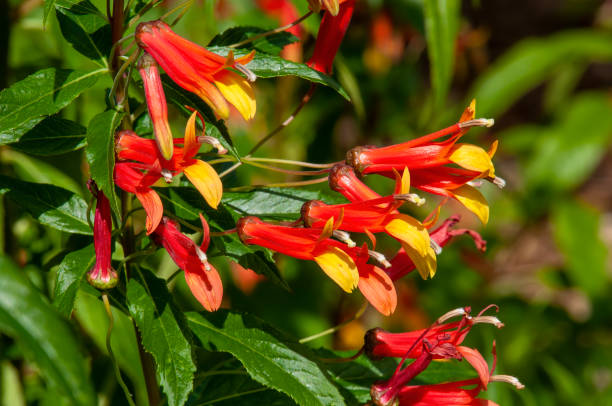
left=229, top=11, right=313, bottom=49
left=243, top=160, right=330, bottom=176
left=245, top=157, right=337, bottom=169
left=299, top=301, right=369, bottom=344
left=225, top=176, right=329, bottom=192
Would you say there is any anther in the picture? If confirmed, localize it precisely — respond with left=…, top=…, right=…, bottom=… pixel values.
left=492, top=176, right=506, bottom=189
left=430, top=239, right=442, bottom=255
left=368, top=250, right=391, bottom=268
left=472, top=315, right=504, bottom=328
left=161, top=169, right=173, bottom=183
left=235, top=64, right=257, bottom=82
left=195, top=247, right=211, bottom=271
left=333, top=230, right=356, bottom=248
left=394, top=193, right=426, bottom=206
left=197, top=135, right=228, bottom=154
left=437, top=307, right=468, bottom=324
left=459, top=118, right=495, bottom=128
left=490, top=375, right=525, bottom=389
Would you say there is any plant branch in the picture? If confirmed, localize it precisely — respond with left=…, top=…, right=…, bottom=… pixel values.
left=228, top=11, right=313, bottom=49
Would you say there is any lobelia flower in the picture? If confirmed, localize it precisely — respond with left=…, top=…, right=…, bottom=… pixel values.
left=237, top=216, right=359, bottom=292
left=86, top=185, right=118, bottom=289
left=386, top=215, right=486, bottom=281
left=114, top=112, right=223, bottom=234
left=257, top=0, right=303, bottom=61
left=369, top=307, right=513, bottom=406
left=138, top=52, right=174, bottom=160
left=345, top=101, right=504, bottom=224
left=307, top=0, right=356, bottom=74
left=302, top=168, right=437, bottom=280
left=136, top=20, right=256, bottom=120
left=152, top=214, right=223, bottom=311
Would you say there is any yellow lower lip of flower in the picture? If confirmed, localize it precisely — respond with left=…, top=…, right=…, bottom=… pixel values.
left=452, top=185, right=489, bottom=225
left=214, top=70, right=256, bottom=121
left=385, top=214, right=436, bottom=279
left=314, top=246, right=359, bottom=292
left=448, top=143, right=495, bottom=177
left=183, top=160, right=223, bottom=209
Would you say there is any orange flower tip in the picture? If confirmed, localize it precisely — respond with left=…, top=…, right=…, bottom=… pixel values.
left=430, top=239, right=442, bottom=255
left=394, top=193, right=425, bottom=206
left=368, top=249, right=391, bottom=268
left=472, top=315, right=504, bottom=328
left=491, top=374, right=525, bottom=390
left=458, top=118, right=495, bottom=129
left=333, top=230, right=356, bottom=248
left=492, top=176, right=506, bottom=189
left=161, top=169, right=174, bottom=183
left=437, top=307, right=469, bottom=324
left=235, top=63, right=257, bottom=83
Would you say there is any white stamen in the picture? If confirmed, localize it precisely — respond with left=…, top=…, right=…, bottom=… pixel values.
left=195, top=247, right=211, bottom=271
left=197, top=135, right=228, bottom=155
left=437, top=307, right=467, bottom=323
left=395, top=193, right=426, bottom=206
left=467, top=180, right=484, bottom=188
left=161, top=169, right=173, bottom=183
left=368, top=250, right=391, bottom=268
left=430, top=239, right=442, bottom=255
left=333, top=230, right=356, bottom=248
left=235, top=63, right=257, bottom=82
left=459, top=118, right=495, bottom=129
left=490, top=375, right=525, bottom=389
left=472, top=315, right=504, bottom=328
left=492, top=176, right=506, bottom=189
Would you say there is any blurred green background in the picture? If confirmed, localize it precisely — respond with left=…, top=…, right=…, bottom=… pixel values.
left=2, top=0, right=612, bottom=405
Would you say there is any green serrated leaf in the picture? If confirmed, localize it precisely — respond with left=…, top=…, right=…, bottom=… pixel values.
left=55, top=0, right=111, bottom=67
left=0, top=255, right=96, bottom=405
left=9, top=116, right=86, bottom=156
left=209, top=26, right=299, bottom=55
left=86, top=110, right=124, bottom=219
left=187, top=310, right=345, bottom=406
left=187, top=374, right=295, bottom=406
left=552, top=199, right=608, bottom=297
left=423, top=0, right=460, bottom=110
left=470, top=30, right=612, bottom=118
left=0, top=175, right=92, bottom=235
left=53, top=244, right=95, bottom=316
left=209, top=47, right=350, bottom=100
left=0, top=68, right=106, bottom=144
left=127, top=268, right=196, bottom=406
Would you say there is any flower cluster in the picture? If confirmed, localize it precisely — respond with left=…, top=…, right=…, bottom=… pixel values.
left=366, top=306, right=524, bottom=405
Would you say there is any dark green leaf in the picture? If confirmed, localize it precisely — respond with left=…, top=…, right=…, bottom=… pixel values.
left=208, top=47, right=350, bottom=100
left=188, top=374, right=295, bottom=406
left=86, top=110, right=124, bottom=218
left=552, top=199, right=608, bottom=297
left=53, top=244, right=95, bottom=317
left=209, top=26, right=299, bottom=55
left=9, top=116, right=86, bottom=156
left=187, top=310, right=345, bottom=406
left=470, top=30, right=612, bottom=118
left=0, top=175, right=92, bottom=235
left=0, top=68, right=106, bottom=144
left=0, top=255, right=96, bottom=405
left=55, top=0, right=111, bottom=67
left=157, top=187, right=288, bottom=290
left=423, top=0, right=460, bottom=110
left=127, top=268, right=196, bottom=406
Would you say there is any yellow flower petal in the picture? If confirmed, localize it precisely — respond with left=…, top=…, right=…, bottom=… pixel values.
left=448, top=143, right=495, bottom=177
left=323, top=0, right=340, bottom=15
left=452, top=185, right=489, bottom=224
left=314, top=246, right=359, bottom=292
left=195, top=79, right=230, bottom=120
left=460, top=99, right=476, bottom=122
left=184, top=111, right=198, bottom=152
left=392, top=167, right=411, bottom=195
left=384, top=214, right=437, bottom=279
left=214, top=70, right=256, bottom=121
left=317, top=217, right=335, bottom=242
left=183, top=160, right=223, bottom=209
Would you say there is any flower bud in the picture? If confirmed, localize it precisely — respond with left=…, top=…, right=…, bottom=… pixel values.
left=87, top=189, right=118, bottom=290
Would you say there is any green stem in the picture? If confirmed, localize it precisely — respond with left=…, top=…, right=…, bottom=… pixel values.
left=299, top=301, right=368, bottom=344
left=228, top=11, right=313, bottom=49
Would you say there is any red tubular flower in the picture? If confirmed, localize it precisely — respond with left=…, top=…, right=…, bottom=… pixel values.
left=328, top=163, right=382, bottom=202
left=136, top=20, right=256, bottom=120
left=257, top=0, right=303, bottom=61
left=152, top=214, right=223, bottom=311
left=307, top=0, right=356, bottom=74
left=86, top=187, right=118, bottom=289
left=364, top=306, right=503, bottom=361
left=346, top=101, right=502, bottom=224
left=114, top=112, right=223, bottom=234
left=387, top=215, right=486, bottom=281
left=237, top=216, right=359, bottom=292
left=138, top=52, right=174, bottom=160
